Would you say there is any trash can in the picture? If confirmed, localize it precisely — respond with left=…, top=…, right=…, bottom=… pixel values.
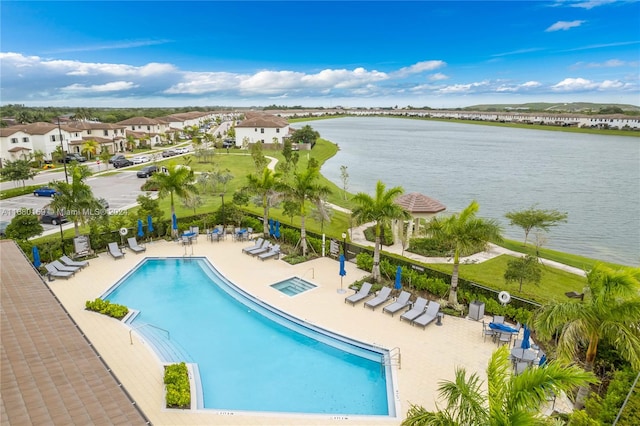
left=469, top=300, right=485, bottom=321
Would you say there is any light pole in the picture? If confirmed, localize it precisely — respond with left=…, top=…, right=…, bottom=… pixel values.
left=57, top=117, right=69, bottom=184
left=342, top=232, right=347, bottom=257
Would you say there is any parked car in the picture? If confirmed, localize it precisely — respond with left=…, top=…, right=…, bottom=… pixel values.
left=222, top=139, right=235, bottom=148
left=42, top=164, right=55, bottom=170
left=137, top=165, right=158, bottom=178
left=113, top=158, right=134, bottom=168
left=132, top=155, right=152, bottom=164
left=33, top=186, right=59, bottom=197
left=0, top=221, right=9, bottom=238
left=109, top=154, right=126, bottom=164
left=173, top=147, right=189, bottom=154
left=161, top=149, right=177, bottom=158
left=61, top=153, right=87, bottom=163
left=39, top=211, right=68, bottom=226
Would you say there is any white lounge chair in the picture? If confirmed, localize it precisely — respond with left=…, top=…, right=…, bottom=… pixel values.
left=108, top=242, right=125, bottom=259
left=412, top=301, right=441, bottom=328
left=59, top=254, right=88, bottom=268
left=50, top=259, right=80, bottom=273
left=248, top=241, right=272, bottom=256
left=345, top=282, right=373, bottom=306
left=242, top=237, right=264, bottom=254
left=127, top=237, right=146, bottom=253
left=400, top=297, right=428, bottom=322
left=44, top=263, right=74, bottom=279
left=382, top=291, right=412, bottom=317
left=364, top=287, right=392, bottom=310
left=258, top=244, right=281, bottom=261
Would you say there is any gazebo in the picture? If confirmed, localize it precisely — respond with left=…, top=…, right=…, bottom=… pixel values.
left=393, top=192, right=447, bottom=243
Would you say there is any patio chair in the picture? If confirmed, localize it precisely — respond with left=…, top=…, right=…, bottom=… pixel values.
left=498, top=331, right=513, bottom=346
left=364, top=287, right=392, bottom=310
left=400, top=297, right=428, bottom=323
left=50, top=259, right=81, bottom=273
left=127, top=237, right=146, bottom=253
left=514, top=361, right=529, bottom=376
left=344, top=282, right=373, bottom=306
left=248, top=241, right=272, bottom=256
left=412, top=301, right=441, bottom=328
left=382, top=291, right=412, bottom=317
left=482, top=320, right=497, bottom=342
left=44, top=263, right=74, bottom=279
left=59, top=254, right=88, bottom=269
left=242, top=237, right=264, bottom=253
left=493, top=315, right=505, bottom=324
left=107, top=242, right=125, bottom=259
left=258, top=244, right=281, bottom=261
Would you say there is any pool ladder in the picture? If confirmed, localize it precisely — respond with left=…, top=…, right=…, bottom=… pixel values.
left=382, top=347, right=401, bottom=370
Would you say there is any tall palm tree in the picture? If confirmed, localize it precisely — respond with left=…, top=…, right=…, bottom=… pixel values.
left=49, top=164, right=100, bottom=237
left=424, top=200, right=502, bottom=305
left=81, top=139, right=99, bottom=160
left=402, top=345, right=596, bottom=426
left=534, top=264, right=640, bottom=409
left=351, top=181, right=410, bottom=282
left=246, top=167, right=281, bottom=236
left=148, top=164, right=197, bottom=236
left=278, top=166, right=331, bottom=256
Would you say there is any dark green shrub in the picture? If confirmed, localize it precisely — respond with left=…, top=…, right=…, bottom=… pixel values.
left=164, top=362, right=191, bottom=409
left=363, top=224, right=394, bottom=246
left=584, top=366, right=640, bottom=425
left=0, top=184, right=41, bottom=200
left=280, top=228, right=300, bottom=246
left=85, top=298, right=129, bottom=320
left=356, top=252, right=373, bottom=271
left=408, top=237, right=454, bottom=257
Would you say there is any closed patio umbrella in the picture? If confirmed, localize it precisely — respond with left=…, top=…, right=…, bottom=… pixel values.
left=269, top=218, right=274, bottom=236
left=275, top=220, right=281, bottom=239
left=147, top=215, right=154, bottom=233
left=338, top=254, right=347, bottom=293
left=172, top=213, right=178, bottom=231
left=32, top=246, right=41, bottom=268
left=521, top=325, right=531, bottom=349
left=137, top=219, right=144, bottom=238
left=394, top=265, right=402, bottom=290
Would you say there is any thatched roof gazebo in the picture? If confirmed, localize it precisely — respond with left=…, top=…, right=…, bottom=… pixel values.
left=394, top=192, right=446, bottom=242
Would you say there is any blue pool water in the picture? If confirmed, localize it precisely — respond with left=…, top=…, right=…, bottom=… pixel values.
left=271, top=277, right=317, bottom=296
left=104, top=258, right=393, bottom=416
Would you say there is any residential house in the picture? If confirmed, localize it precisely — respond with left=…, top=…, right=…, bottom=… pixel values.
left=116, top=117, right=170, bottom=147
left=0, top=122, right=82, bottom=167
left=66, top=121, right=128, bottom=155
left=234, top=113, right=290, bottom=148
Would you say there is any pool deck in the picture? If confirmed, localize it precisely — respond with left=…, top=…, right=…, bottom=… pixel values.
left=40, top=237, right=529, bottom=425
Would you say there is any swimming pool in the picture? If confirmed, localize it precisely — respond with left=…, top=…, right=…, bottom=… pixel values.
left=271, top=276, right=317, bottom=296
left=103, top=257, right=396, bottom=416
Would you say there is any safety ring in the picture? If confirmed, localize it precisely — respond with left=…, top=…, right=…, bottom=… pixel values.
left=498, top=291, right=511, bottom=304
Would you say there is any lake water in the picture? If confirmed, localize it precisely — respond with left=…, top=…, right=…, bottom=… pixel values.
left=303, top=117, right=639, bottom=266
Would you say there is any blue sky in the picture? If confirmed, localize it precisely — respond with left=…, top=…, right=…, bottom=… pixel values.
left=1, top=0, right=639, bottom=108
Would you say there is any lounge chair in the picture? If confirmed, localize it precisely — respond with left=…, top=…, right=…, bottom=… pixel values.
left=400, top=297, right=428, bottom=322
left=242, top=237, right=264, bottom=254
left=127, top=237, right=146, bottom=253
left=248, top=241, right=272, bottom=256
left=50, top=259, right=80, bottom=273
left=258, top=244, right=281, bottom=261
left=412, top=301, right=441, bottom=328
left=382, top=291, right=412, bottom=317
left=44, top=263, right=74, bottom=279
left=364, top=286, right=392, bottom=310
left=59, top=254, right=88, bottom=268
left=345, top=282, right=373, bottom=306
left=108, top=242, right=125, bottom=259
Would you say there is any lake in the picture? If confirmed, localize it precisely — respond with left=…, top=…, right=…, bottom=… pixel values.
left=302, top=117, right=639, bottom=266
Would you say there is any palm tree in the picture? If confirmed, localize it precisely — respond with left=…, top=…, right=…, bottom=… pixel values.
left=81, top=139, right=99, bottom=160
left=351, top=181, right=410, bottom=282
left=424, top=200, right=502, bottom=305
left=534, top=264, right=640, bottom=409
left=49, top=164, right=100, bottom=237
left=148, top=164, right=197, bottom=236
left=402, top=345, right=596, bottom=426
left=278, top=166, right=331, bottom=256
left=33, top=150, right=46, bottom=167
left=246, top=167, right=281, bottom=236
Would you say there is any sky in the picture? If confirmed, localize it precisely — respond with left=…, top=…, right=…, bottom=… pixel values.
left=1, top=0, right=639, bottom=109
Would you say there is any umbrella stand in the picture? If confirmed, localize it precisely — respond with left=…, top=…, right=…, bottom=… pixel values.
left=338, top=276, right=346, bottom=294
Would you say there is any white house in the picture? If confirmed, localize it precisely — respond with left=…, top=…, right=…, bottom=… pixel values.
left=234, top=113, right=290, bottom=148
left=116, top=117, right=171, bottom=147
left=0, top=122, right=83, bottom=166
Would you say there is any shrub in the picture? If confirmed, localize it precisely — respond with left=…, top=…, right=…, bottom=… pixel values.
left=408, top=237, right=454, bottom=257
left=356, top=252, right=373, bottom=271
left=85, top=298, right=129, bottom=320
left=363, top=224, right=394, bottom=246
left=164, top=362, right=191, bottom=409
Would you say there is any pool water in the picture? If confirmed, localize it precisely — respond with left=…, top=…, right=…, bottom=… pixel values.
left=271, top=277, right=317, bottom=296
left=104, top=258, right=393, bottom=416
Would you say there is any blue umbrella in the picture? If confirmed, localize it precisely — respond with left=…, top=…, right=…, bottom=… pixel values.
left=269, top=218, right=274, bottom=236
left=275, top=220, right=281, bottom=238
left=538, top=354, right=547, bottom=367
left=32, top=246, right=41, bottom=268
left=172, top=213, right=178, bottom=230
left=147, top=215, right=154, bottom=233
left=339, top=254, right=347, bottom=277
left=394, top=265, right=402, bottom=290
left=521, top=325, right=531, bottom=349
left=137, top=219, right=144, bottom=237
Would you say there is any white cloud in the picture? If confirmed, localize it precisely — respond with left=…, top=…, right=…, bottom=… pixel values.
left=61, top=81, right=138, bottom=93
left=436, top=81, right=489, bottom=94
left=551, top=77, right=625, bottom=91
left=546, top=20, right=586, bottom=32
left=392, top=61, right=446, bottom=77
left=568, top=0, right=617, bottom=10
left=429, top=73, right=449, bottom=81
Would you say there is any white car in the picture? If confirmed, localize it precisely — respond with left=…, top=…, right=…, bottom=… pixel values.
left=174, top=147, right=189, bottom=154
left=132, top=155, right=151, bottom=164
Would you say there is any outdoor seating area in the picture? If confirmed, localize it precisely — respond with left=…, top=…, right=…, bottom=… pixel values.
left=127, top=237, right=146, bottom=254
left=107, top=242, right=125, bottom=259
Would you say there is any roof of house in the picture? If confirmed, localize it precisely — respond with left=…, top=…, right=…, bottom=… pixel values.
left=0, top=240, right=149, bottom=425
left=67, top=121, right=126, bottom=131
left=236, top=114, right=288, bottom=129
left=7, top=146, right=32, bottom=152
left=156, top=111, right=211, bottom=122
left=116, top=117, right=168, bottom=126
left=395, top=192, right=447, bottom=214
